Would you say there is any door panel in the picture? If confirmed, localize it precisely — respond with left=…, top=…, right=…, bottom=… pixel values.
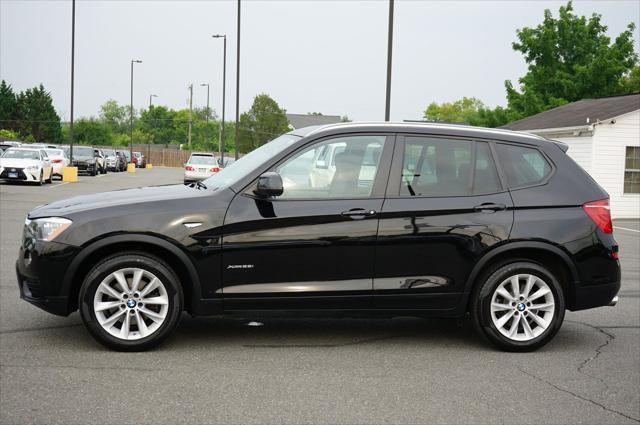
left=221, top=195, right=382, bottom=310
left=221, top=133, right=394, bottom=311
left=373, top=136, right=514, bottom=310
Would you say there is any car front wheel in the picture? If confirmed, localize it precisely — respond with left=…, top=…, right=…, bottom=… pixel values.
left=79, top=252, right=183, bottom=351
left=471, top=261, right=565, bottom=352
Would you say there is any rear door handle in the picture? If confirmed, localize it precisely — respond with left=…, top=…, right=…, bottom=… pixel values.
left=473, top=203, right=507, bottom=213
left=341, top=208, right=377, bottom=219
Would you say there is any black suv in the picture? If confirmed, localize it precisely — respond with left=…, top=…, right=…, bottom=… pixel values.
left=16, top=123, right=620, bottom=351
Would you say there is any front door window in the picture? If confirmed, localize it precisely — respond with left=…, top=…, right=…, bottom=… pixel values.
left=276, top=135, right=387, bottom=199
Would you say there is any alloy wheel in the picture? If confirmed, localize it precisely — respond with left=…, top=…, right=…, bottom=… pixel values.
left=489, top=273, right=555, bottom=342
left=93, top=268, right=169, bottom=340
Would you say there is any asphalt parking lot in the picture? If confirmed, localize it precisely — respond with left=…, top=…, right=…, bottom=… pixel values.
left=0, top=167, right=638, bottom=424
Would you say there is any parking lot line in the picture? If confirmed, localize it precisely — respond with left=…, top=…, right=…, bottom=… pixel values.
left=49, top=182, right=69, bottom=188
left=614, top=226, right=640, bottom=233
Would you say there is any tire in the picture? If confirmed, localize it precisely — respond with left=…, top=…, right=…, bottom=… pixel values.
left=45, top=169, right=52, bottom=184
left=79, top=252, right=184, bottom=351
left=101, top=165, right=107, bottom=174
left=37, top=170, right=43, bottom=186
left=91, top=167, right=97, bottom=176
left=471, top=261, right=565, bottom=352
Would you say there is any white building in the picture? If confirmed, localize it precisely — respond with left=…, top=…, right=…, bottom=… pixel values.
left=504, top=93, right=640, bottom=219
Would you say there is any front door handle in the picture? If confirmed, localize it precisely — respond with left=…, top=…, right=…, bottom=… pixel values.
left=473, top=203, right=507, bottom=213
left=341, top=208, right=377, bottom=219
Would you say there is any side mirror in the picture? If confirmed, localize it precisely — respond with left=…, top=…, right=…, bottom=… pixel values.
left=255, top=172, right=283, bottom=198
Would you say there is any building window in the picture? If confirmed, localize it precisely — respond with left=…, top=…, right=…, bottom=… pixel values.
left=624, top=146, right=640, bottom=194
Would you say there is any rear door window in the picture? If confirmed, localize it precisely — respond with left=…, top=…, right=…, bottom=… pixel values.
left=399, top=137, right=502, bottom=197
left=495, top=144, right=552, bottom=188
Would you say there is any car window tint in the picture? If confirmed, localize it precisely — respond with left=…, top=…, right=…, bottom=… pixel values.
left=473, top=142, right=501, bottom=194
left=276, top=135, right=386, bottom=199
left=400, top=137, right=472, bottom=197
left=496, top=144, right=551, bottom=187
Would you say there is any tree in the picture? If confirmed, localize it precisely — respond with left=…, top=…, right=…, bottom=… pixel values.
left=0, top=128, right=19, bottom=140
left=15, top=84, right=62, bottom=143
left=619, top=66, right=640, bottom=94
left=237, top=94, right=289, bottom=153
left=72, top=118, right=113, bottom=146
left=505, top=1, right=638, bottom=117
left=424, top=97, right=485, bottom=123
left=0, top=80, right=18, bottom=133
left=99, top=99, right=130, bottom=134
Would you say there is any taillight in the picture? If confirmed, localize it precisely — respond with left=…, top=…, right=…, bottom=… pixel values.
left=185, top=166, right=194, bottom=171
left=210, top=167, right=220, bottom=172
left=52, top=159, right=62, bottom=163
left=583, top=199, right=612, bottom=234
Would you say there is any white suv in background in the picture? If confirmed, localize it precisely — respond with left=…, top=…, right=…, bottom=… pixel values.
left=184, top=152, right=220, bottom=183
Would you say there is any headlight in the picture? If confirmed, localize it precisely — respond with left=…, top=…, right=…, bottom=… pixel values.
left=25, top=165, right=39, bottom=171
left=24, top=217, right=73, bottom=242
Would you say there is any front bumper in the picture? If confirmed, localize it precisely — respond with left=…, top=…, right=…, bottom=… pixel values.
left=16, top=241, right=80, bottom=316
left=0, top=167, right=41, bottom=182
left=72, top=161, right=96, bottom=173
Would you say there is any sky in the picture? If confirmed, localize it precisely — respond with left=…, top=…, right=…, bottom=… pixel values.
left=1, top=0, right=639, bottom=123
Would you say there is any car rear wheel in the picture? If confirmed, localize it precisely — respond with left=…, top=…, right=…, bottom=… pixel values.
left=79, top=252, right=183, bottom=351
left=471, top=261, right=565, bottom=352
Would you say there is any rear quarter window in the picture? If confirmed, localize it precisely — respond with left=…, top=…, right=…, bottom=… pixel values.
left=495, top=143, right=552, bottom=188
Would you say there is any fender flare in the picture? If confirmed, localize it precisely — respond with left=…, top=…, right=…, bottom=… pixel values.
left=463, top=240, right=580, bottom=296
left=61, top=233, right=202, bottom=301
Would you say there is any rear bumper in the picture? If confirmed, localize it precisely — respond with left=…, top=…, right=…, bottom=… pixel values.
left=569, top=280, right=620, bottom=311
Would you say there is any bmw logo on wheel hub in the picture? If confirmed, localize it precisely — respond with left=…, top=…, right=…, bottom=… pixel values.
left=517, top=303, right=526, bottom=312
left=126, top=299, right=137, bottom=308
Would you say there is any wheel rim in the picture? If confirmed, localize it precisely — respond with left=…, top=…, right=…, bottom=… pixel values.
left=93, top=268, right=169, bottom=340
left=490, top=273, right=555, bottom=342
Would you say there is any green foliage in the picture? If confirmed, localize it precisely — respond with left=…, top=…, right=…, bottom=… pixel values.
left=341, top=115, right=352, bottom=123
left=0, top=128, right=19, bottom=139
left=619, top=66, right=640, bottom=94
left=237, top=94, right=289, bottom=153
left=424, top=97, right=486, bottom=124
left=72, top=118, right=114, bottom=146
left=505, top=1, right=638, bottom=117
left=99, top=99, right=130, bottom=134
left=14, top=84, right=63, bottom=143
left=0, top=81, right=18, bottom=132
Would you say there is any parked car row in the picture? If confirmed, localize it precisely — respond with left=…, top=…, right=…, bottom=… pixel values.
left=0, top=142, right=149, bottom=184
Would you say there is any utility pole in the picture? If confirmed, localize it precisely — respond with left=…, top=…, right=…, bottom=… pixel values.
left=384, top=0, right=394, bottom=121
left=212, top=34, right=227, bottom=164
left=148, top=94, right=157, bottom=162
left=130, top=59, right=142, bottom=159
left=69, top=0, right=76, bottom=163
left=188, top=83, right=193, bottom=146
left=201, top=83, right=210, bottom=148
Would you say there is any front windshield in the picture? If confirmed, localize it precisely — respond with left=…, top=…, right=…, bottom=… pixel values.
left=2, top=150, right=40, bottom=160
left=74, top=147, right=93, bottom=156
left=202, top=134, right=300, bottom=189
left=103, top=149, right=116, bottom=156
left=189, top=155, right=217, bottom=165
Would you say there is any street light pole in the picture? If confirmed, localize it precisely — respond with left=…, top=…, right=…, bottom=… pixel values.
left=130, top=59, right=142, bottom=159
left=69, top=0, right=76, bottom=163
left=234, top=0, right=241, bottom=160
left=149, top=94, right=157, bottom=108
left=212, top=34, right=227, bottom=165
left=384, top=0, right=394, bottom=122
